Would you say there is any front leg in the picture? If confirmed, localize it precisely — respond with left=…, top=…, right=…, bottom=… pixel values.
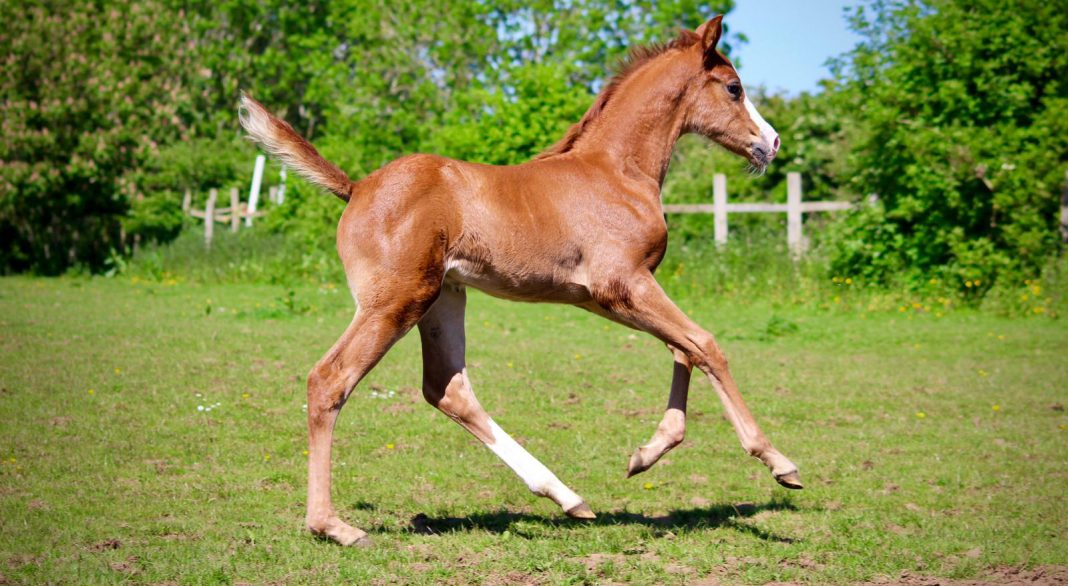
left=593, top=272, right=802, bottom=489
left=627, top=347, right=691, bottom=477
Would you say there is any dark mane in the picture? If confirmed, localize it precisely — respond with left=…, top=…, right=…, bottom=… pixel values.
left=535, top=30, right=701, bottom=160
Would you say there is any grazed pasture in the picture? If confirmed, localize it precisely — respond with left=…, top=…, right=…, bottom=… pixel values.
left=0, top=277, right=1065, bottom=584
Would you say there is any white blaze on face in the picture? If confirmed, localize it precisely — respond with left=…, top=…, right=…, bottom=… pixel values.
left=744, top=96, right=780, bottom=157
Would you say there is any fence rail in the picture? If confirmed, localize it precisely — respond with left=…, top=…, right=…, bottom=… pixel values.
left=181, top=155, right=285, bottom=247
left=663, top=171, right=853, bottom=254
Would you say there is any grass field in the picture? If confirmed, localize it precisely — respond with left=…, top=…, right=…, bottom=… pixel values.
left=1, top=276, right=1066, bottom=584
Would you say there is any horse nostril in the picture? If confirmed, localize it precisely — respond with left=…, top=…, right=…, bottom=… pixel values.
left=772, top=135, right=780, bottom=153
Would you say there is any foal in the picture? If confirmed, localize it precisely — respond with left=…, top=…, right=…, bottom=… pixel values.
left=241, top=15, right=799, bottom=546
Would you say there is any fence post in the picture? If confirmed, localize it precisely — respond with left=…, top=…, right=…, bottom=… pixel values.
left=230, top=188, right=240, bottom=233
left=182, top=189, right=191, bottom=214
left=713, top=173, right=728, bottom=245
left=787, top=172, right=803, bottom=256
left=204, top=188, right=217, bottom=248
left=246, top=155, right=265, bottom=227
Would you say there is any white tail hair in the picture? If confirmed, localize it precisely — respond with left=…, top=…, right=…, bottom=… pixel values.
left=238, top=93, right=352, bottom=201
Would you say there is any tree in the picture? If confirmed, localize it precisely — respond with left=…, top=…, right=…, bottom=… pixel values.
left=826, top=0, right=1068, bottom=287
left=0, top=0, right=201, bottom=273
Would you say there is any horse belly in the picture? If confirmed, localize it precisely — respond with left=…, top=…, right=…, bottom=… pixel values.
left=444, top=258, right=592, bottom=304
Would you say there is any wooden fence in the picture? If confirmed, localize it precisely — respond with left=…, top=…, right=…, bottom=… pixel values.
left=181, top=155, right=285, bottom=247
left=663, top=171, right=853, bottom=254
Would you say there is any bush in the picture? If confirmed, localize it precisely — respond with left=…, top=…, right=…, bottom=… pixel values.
left=0, top=0, right=201, bottom=274
left=825, top=0, right=1068, bottom=289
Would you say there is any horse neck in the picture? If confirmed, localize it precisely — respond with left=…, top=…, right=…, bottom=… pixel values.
left=571, top=58, right=693, bottom=187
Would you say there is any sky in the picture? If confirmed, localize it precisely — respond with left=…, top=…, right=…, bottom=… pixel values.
left=727, top=1, right=864, bottom=95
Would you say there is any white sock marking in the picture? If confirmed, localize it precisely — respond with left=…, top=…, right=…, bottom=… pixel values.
left=485, top=420, right=583, bottom=510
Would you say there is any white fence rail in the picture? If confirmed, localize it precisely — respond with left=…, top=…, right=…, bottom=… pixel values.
left=663, top=171, right=853, bottom=254
left=180, top=158, right=287, bottom=247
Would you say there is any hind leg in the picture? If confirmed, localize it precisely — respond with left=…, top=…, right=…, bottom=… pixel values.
left=596, top=272, right=801, bottom=488
left=417, top=284, right=593, bottom=518
left=627, top=346, right=692, bottom=477
left=305, top=283, right=440, bottom=545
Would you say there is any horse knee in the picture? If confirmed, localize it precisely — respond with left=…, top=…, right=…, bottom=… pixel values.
left=745, top=438, right=773, bottom=458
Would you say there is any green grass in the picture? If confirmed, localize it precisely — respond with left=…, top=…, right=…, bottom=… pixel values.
left=1, top=276, right=1066, bottom=584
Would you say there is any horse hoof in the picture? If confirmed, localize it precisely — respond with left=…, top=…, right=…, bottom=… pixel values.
left=775, top=470, right=803, bottom=490
left=566, top=502, right=596, bottom=520
left=309, top=518, right=370, bottom=546
left=626, top=448, right=650, bottom=478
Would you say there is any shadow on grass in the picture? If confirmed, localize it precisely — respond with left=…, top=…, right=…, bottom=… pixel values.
left=382, top=499, right=798, bottom=543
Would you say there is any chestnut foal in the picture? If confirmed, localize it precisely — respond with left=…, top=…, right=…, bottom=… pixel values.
left=241, top=15, right=799, bottom=547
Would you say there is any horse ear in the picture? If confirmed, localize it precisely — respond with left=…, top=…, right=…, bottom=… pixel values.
left=696, top=15, right=724, bottom=67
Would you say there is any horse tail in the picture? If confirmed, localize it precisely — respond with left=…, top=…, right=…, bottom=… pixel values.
left=238, top=93, right=353, bottom=202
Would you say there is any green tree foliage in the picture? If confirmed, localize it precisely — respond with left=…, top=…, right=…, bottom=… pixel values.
left=826, top=0, right=1068, bottom=288
left=0, top=0, right=201, bottom=273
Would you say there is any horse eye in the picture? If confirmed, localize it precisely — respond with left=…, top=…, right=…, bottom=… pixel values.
left=726, top=82, right=742, bottom=99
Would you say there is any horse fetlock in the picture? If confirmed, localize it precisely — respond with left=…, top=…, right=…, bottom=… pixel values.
left=659, top=425, right=685, bottom=448
left=532, top=478, right=585, bottom=513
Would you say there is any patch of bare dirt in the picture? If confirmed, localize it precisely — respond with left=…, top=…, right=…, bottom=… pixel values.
left=576, top=552, right=625, bottom=573
left=159, top=532, right=198, bottom=541
left=109, top=555, right=139, bottom=574
left=6, top=554, right=42, bottom=570
left=483, top=571, right=543, bottom=586
left=87, top=539, right=122, bottom=552
left=145, top=459, right=171, bottom=474
left=860, top=565, right=1068, bottom=585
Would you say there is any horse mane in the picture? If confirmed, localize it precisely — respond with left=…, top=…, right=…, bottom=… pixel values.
left=535, top=29, right=701, bottom=160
